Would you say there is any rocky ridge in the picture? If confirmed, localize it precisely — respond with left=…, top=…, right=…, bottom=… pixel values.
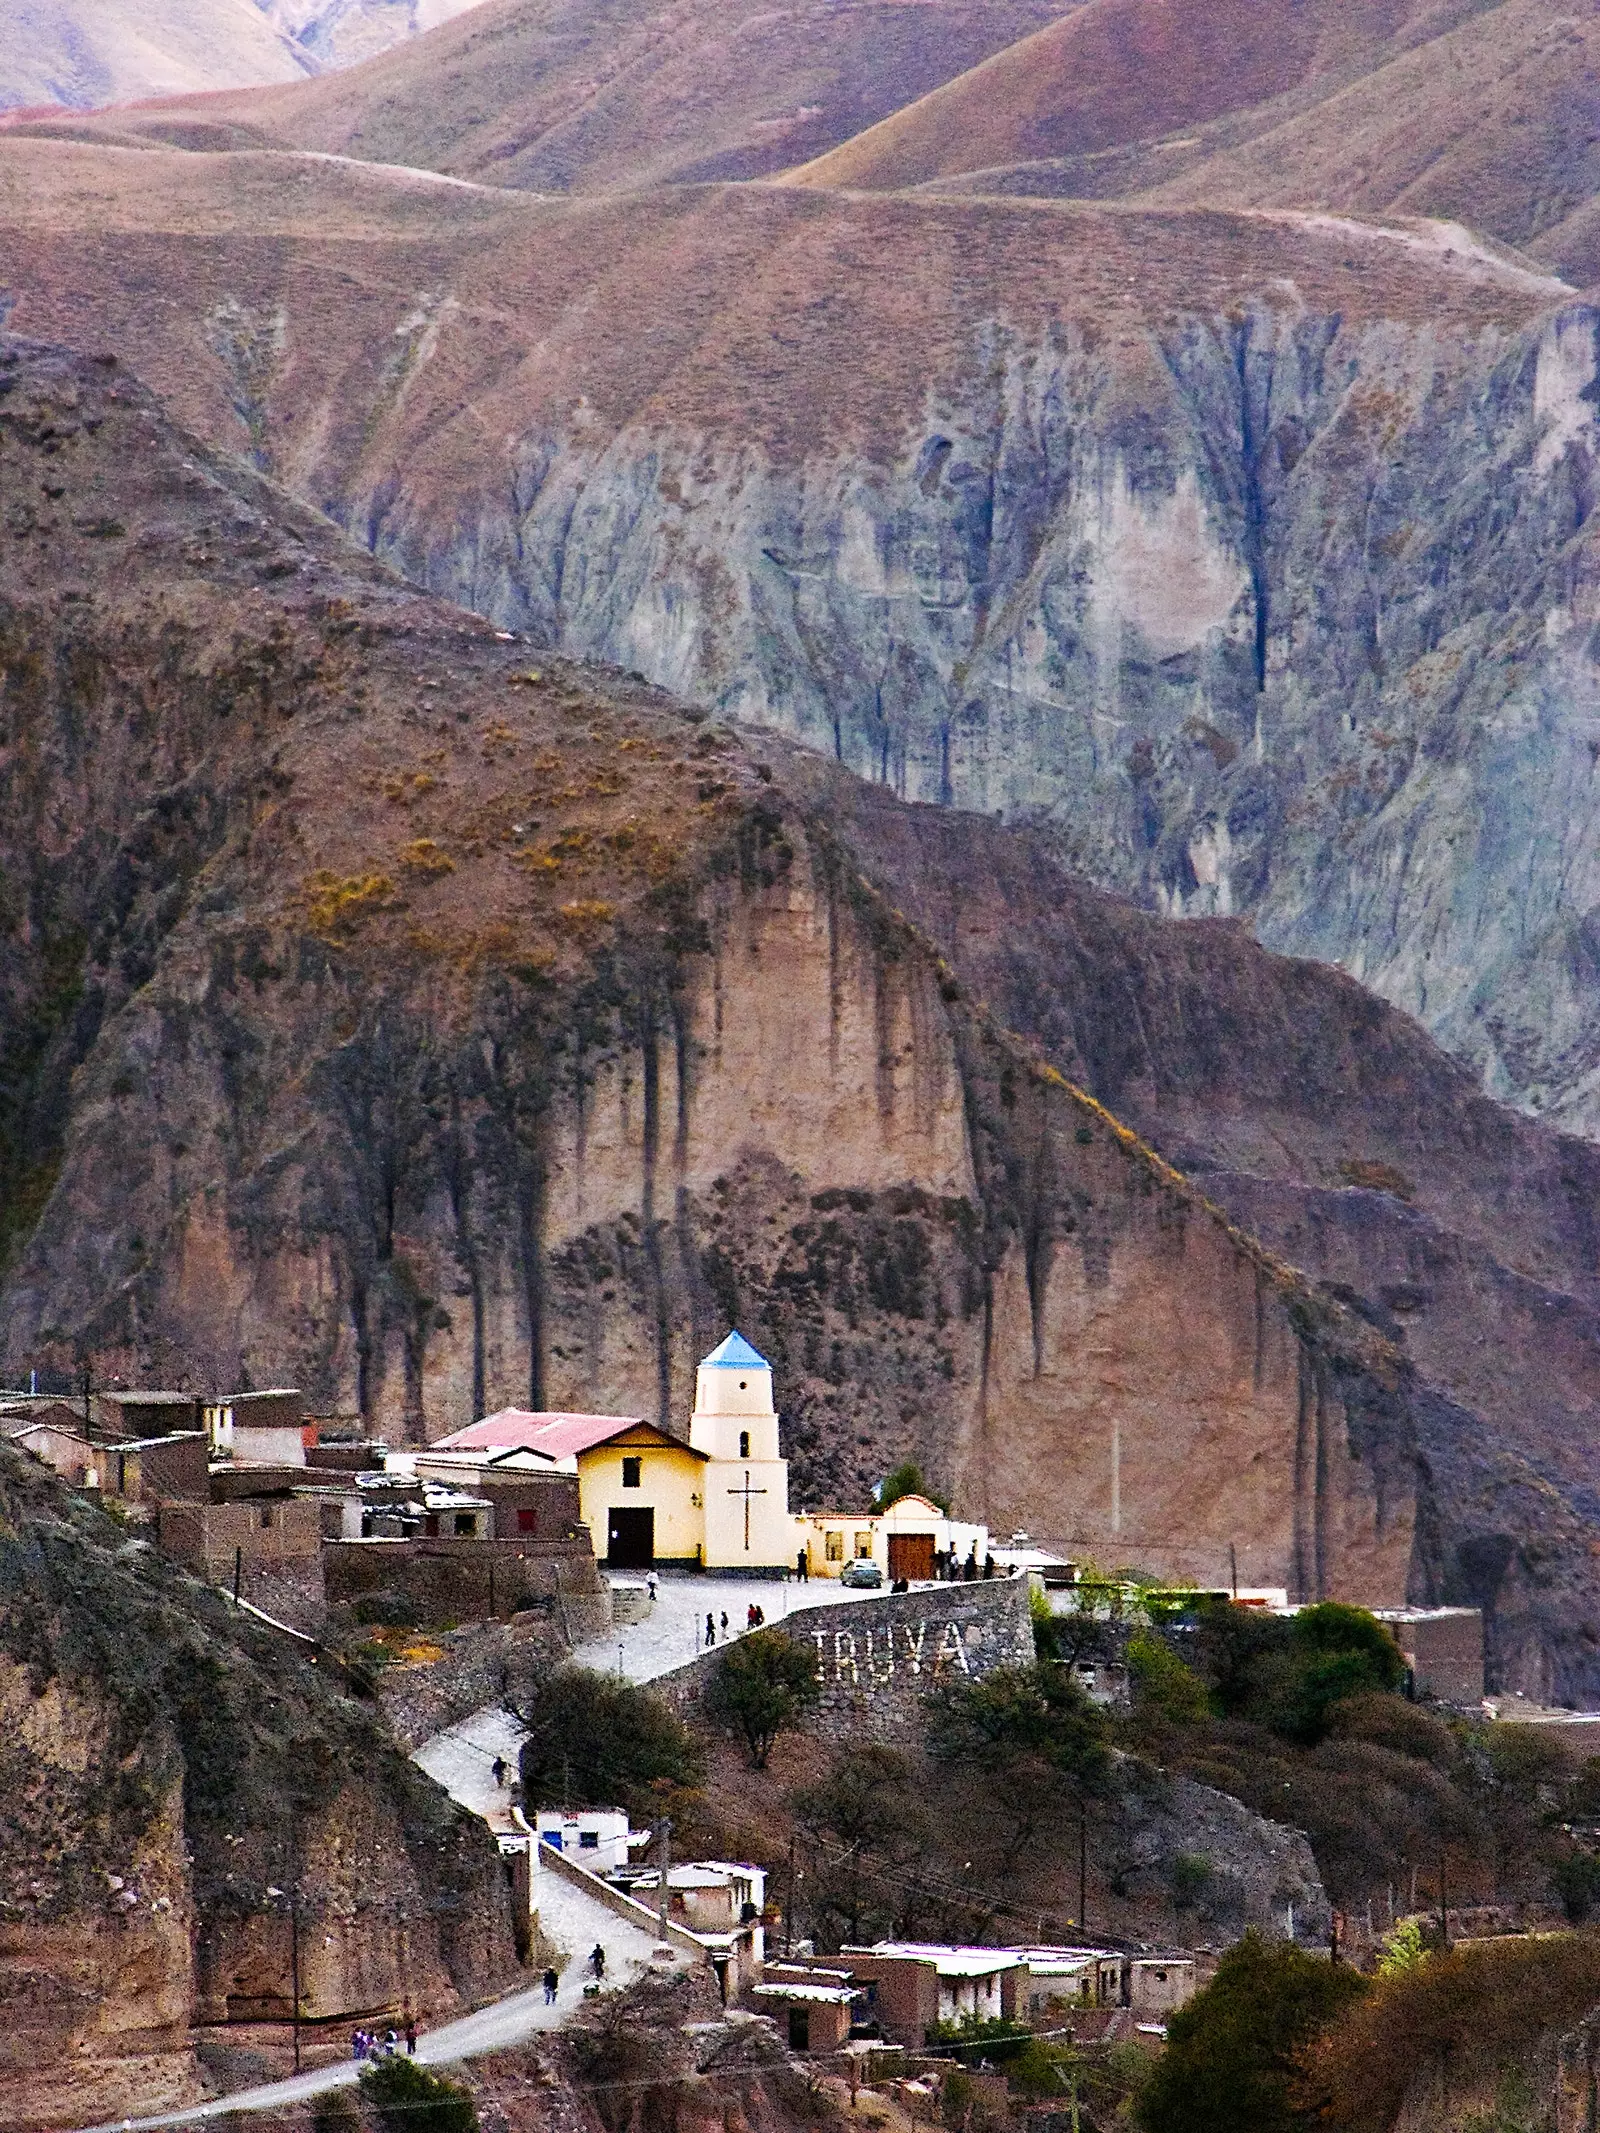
left=0, top=1444, right=517, bottom=2129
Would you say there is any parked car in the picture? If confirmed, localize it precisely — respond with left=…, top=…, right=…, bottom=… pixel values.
left=840, top=1558, right=883, bottom=1589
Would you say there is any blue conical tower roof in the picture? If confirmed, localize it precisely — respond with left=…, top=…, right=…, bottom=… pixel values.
left=700, top=1330, right=769, bottom=1370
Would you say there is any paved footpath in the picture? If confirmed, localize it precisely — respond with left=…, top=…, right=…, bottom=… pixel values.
left=570, top=1567, right=881, bottom=1683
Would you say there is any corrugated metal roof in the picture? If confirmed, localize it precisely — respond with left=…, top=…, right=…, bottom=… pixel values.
left=434, top=1410, right=648, bottom=1457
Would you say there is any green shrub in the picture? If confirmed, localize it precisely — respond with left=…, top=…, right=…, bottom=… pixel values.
left=707, top=1628, right=820, bottom=1768
left=1128, top=1632, right=1213, bottom=1723
left=360, top=2055, right=478, bottom=2133
left=518, top=1667, right=705, bottom=1810
left=1137, top=1931, right=1366, bottom=2133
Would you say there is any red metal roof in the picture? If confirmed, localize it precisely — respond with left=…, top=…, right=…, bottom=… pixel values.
left=433, top=1409, right=674, bottom=1459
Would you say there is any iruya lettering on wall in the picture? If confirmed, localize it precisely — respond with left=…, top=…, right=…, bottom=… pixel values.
left=811, top=1618, right=979, bottom=1688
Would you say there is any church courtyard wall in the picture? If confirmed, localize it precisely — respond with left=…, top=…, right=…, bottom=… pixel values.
left=652, top=1576, right=1036, bottom=1744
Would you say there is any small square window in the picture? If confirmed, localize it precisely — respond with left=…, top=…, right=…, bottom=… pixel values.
left=825, top=1530, right=844, bottom=1561
left=855, top=1533, right=873, bottom=1558
left=579, top=1830, right=600, bottom=1850
left=622, top=1456, right=642, bottom=1489
left=517, top=1507, right=538, bottom=1534
left=454, top=1513, right=476, bottom=1537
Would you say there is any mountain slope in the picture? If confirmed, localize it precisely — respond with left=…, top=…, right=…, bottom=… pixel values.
left=784, top=0, right=1600, bottom=287
left=782, top=0, right=1496, bottom=190
left=0, top=0, right=492, bottom=112
left=0, top=1443, right=515, bottom=2128
left=3, top=143, right=1593, bottom=1140
left=7, top=335, right=1600, bottom=1709
left=32, top=0, right=1078, bottom=189
left=0, top=0, right=311, bottom=110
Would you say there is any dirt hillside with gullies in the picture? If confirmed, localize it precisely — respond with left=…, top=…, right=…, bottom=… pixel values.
left=1, top=141, right=1595, bottom=1149
left=7, top=338, right=1600, bottom=1705
left=7, top=0, right=1080, bottom=190
left=0, top=1443, right=517, bottom=2131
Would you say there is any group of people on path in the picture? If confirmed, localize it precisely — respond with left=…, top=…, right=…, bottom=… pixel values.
left=540, top=1947, right=604, bottom=2005
left=352, top=2018, right=415, bottom=2061
left=703, top=1603, right=768, bottom=1646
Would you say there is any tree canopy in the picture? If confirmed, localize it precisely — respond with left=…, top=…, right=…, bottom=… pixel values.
left=707, top=1628, right=821, bottom=1767
left=1136, top=1932, right=1366, bottom=2133
left=517, top=1666, right=705, bottom=1812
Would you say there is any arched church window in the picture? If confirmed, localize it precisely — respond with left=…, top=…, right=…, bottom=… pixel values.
left=739, top=1430, right=750, bottom=1458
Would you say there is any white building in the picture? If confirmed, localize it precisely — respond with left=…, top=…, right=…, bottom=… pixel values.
left=534, top=1807, right=645, bottom=1873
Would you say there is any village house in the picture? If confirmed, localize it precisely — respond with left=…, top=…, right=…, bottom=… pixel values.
left=204, top=1387, right=308, bottom=1466
left=534, top=1807, right=643, bottom=1872
left=843, top=1944, right=1028, bottom=2035
left=752, top=1967, right=858, bottom=2054
left=92, top=1388, right=203, bottom=1440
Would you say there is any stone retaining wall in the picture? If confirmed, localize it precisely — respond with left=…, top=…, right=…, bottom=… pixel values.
left=654, top=1577, right=1036, bottom=1743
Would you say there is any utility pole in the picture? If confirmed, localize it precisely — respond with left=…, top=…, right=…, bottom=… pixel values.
left=656, top=1816, right=673, bottom=1952
left=291, top=1897, right=302, bottom=2073
left=1229, top=1543, right=1238, bottom=1601
left=1078, top=1797, right=1088, bottom=1938
left=1439, top=1847, right=1449, bottom=1951
left=234, top=1547, right=243, bottom=1607
left=786, top=1835, right=797, bottom=1957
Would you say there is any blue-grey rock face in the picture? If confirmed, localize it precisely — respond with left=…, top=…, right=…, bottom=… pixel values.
left=373, top=282, right=1600, bottom=1131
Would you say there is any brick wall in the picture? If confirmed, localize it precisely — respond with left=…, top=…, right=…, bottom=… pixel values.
left=654, top=1577, right=1036, bottom=1743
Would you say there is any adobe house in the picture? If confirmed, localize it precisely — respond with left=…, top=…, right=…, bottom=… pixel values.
left=837, top=1945, right=1027, bottom=2043
left=205, top=1388, right=307, bottom=1467
left=5, top=1409, right=99, bottom=1486
left=98, top=1431, right=209, bottom=1506
left=751, top=1972, right=857, bottom=2054
left=1372, top=1606, right=1486, bottom=1704
left=92, top=1389, right=203, bottom=1441
left=411, top=1446, right=583, bottom=1539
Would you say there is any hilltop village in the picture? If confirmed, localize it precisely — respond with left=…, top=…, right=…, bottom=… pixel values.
left=5, top=1325, right=1542, bottom=2131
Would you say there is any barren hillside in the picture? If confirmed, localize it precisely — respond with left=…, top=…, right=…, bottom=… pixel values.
left=0, top=0, right=491, bottom=112
left=786, top=0, right=1600, bottom=286
left=20, top=0, right=1079, bottom=189
left=2, top=142, right=1594, bottom=1143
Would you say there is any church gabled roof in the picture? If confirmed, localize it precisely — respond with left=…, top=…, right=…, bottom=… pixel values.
left=700, top=1330, right=769, bottom=1370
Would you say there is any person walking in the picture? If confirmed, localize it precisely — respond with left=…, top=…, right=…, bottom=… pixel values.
left=590, top=1944, right=606, bottom=1980
left=352, top=2029, right=366, bottom=2062
left=705, top=1611, right=716, bottom=1648
left=384, top=2026, right=399, bottom=2057
left=491, top=1755, right=507, bottom=1787
left=543, top=1966, right=559, bottom=2005
left=745, top=1602, right=758, bottom=1631
left=404, top=2014, right=417, bottom=2056
left=720, top=1610, right=729, bottom=1641
left=796, top=1547, right=809, bottom=1583
left=647, top=1569, right=659, bottom=1603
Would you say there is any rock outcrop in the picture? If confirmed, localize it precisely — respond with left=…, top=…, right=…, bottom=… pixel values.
left=0, top=1445, right=518, bottom=2129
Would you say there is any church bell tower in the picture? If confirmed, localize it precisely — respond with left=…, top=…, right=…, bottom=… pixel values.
left=690, top=1331, right=792, bottom=1570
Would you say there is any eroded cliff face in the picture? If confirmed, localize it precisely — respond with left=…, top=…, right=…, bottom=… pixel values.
left=4, top=164, right=1594, bottom=1122
left=403, top=294, right=1600, bottom=1137
left=0, top=1449, right=518, bottom=2128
